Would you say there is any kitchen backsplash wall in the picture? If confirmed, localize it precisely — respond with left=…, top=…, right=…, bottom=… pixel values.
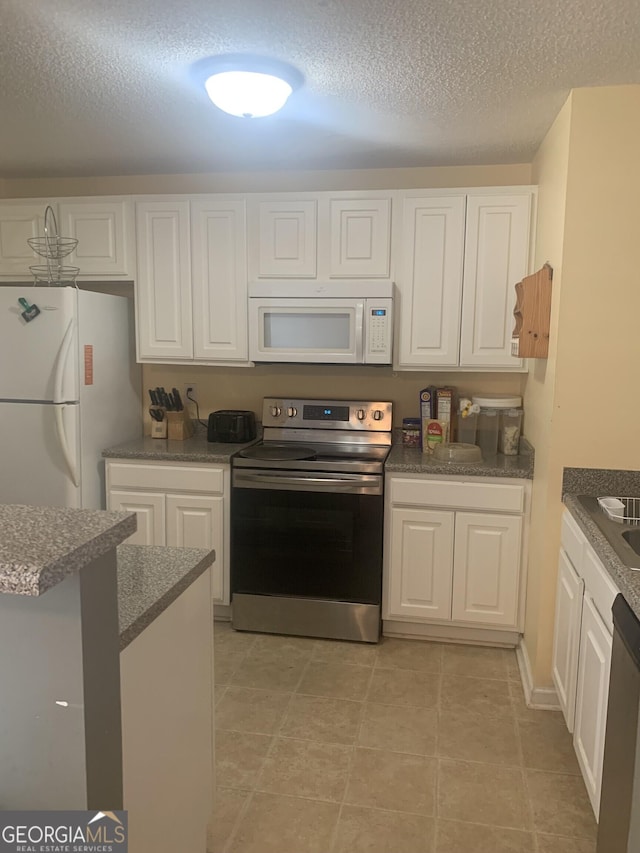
left=143, top=363, right=526, bottom=430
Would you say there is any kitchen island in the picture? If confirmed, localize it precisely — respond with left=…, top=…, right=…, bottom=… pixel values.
left=0, top=504, right=216, bottom=852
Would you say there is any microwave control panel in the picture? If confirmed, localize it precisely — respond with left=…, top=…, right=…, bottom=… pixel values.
left=364, top=299, right=393, bottom=363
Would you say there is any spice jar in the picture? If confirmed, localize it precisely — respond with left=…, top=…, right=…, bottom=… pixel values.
left=402, top=417, right=421, bottom=448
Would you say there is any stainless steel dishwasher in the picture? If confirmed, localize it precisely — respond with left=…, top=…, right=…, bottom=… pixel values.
left=597, top=594, right=640, bottom=852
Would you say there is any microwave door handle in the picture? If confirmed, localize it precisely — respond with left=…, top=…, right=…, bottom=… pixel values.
left=355, top=302, right=364, bottom=362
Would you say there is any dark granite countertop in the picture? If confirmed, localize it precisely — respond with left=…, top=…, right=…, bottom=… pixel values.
left=385, top=438, right=534, bottom=479
left=0, top=504, right=136, bottom=596
left=117, top=544, right=215, bottom=650
left=563, top=467, right=640, bottom=621
left=102, top=428, right=259, bottom=464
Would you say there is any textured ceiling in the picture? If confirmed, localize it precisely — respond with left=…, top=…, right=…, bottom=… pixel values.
left=2, top=0, right=640, bottom=178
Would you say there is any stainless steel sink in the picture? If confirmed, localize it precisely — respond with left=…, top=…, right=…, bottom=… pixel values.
left=622, top=528, right=640, bottom=556
left=575, top=495, right=640, bottom=571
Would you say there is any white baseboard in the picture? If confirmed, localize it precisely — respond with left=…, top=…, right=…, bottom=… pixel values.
left=383, top=620, right=519, bottom=647
left=517, top=639, right=560, bottom=710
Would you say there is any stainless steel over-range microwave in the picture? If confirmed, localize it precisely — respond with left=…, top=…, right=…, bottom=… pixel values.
left=248, top=281, right=394, bottom=365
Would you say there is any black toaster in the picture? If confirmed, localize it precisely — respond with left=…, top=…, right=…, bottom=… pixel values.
left=207, top=410, right=256, bottom=443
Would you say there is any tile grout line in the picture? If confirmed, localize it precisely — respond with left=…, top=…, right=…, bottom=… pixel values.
left=218, top=635, right=311, bottom=853
left=328, top=656, right=380, bottom=853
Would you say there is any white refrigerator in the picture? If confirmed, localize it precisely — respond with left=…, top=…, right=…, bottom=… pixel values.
left=0, top=286, right=141, bottom=509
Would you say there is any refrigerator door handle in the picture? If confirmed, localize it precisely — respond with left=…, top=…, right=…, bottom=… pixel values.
left=54, top=404, right=80, bottom=488
left=53, top=317, right=75, bottom=404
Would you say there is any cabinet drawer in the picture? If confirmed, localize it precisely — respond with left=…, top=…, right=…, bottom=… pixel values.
left=107, top=462, right=225, bottom=494
left=561, top=510, right=584, bottom=574
left=389, top=478, right=524, bottom=513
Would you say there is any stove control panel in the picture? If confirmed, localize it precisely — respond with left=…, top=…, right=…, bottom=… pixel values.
left=262, top=398, right=392, bottom=431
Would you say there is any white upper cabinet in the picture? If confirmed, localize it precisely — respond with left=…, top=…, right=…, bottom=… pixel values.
left=58, top=198, right=135, bottom=278
left=327, top=197, right=391, bottom=278
left=0, top=202, right=51, bottom=277
left=135, top=201, right=193, bottom=360
left=459, top=193, right=531, bottom=368
left=396, top=195, right=465, bottom=367
left=0, top=198, right=135, bottom=279
left=249, top=198, right=317, bottom=278
left=248, top=192, right=392, bottom=281
left=191, top=198, right=248, bottom=362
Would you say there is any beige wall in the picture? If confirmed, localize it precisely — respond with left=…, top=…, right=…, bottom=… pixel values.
left=524, top=84, right=640, bottom=689
left=1, top=163, right=531, bottom=199
left=523, top=94, right=572, bottom=687
left=143, top=363, right=526, bottom=432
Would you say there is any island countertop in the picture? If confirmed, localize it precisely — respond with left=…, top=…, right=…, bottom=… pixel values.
left=0, top=504, right=136, bottom=596
left=117, top=544, right=215, bottom=650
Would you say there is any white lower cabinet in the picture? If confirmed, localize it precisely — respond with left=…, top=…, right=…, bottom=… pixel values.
left=384, top=475, right=529, bottom=636
left=573, top=593, right=613, bottom=818
left=387, top=508, right=454, bottom=620
left=452, top=512, right=522, bottom=626
left=552, top=548, right=584, bottom=731
left=109, top=490, right=166, bottom=546
left=106, top=460, right=229, bottom=604
left=551, top=508, right=620, bottom=819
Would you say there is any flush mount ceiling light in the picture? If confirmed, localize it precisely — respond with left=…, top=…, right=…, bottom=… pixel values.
left=194, top=54, right=303, bottom=118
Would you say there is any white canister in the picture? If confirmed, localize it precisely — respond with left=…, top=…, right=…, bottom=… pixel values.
left=472, top=395, right=523, bottom=457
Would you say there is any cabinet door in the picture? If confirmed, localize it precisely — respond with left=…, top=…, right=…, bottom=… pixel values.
left=108, top=490, right=166, bottom=546
left=452, top=512, right=522, bottom=627
left=573, top=593, right=612, bottom=819
left=385, top=507, right=454, bottom=621
left=249, top=199, right=317, bottom=278
left=191, top=199, right=248, bottom=362
left=166, top=494, right=225, bottom=602
left=459, top=193, right=531, bottom=368
left=58, top=199, right=134, bottom=278
left=328, top=197, right=391, bottom=277
left=397, top=196, right=465, bottom=367
left=135, top=201, right=192, bottom=360
left=552, top=548, right=585, bottom=732
left=0, top=202, right=52, bottom=277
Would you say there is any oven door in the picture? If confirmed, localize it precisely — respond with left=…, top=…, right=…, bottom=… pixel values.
left=231, top=469, right=383, bottom=620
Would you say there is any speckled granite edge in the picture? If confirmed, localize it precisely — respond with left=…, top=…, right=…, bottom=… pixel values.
left=385, top=438, right=534, bottom=479
left=102, top=428, right=260, bottom=464
left=0, top=506, right=136, bottom=597
left=563, top=494, right=640, bottom=620
left=117, top=545, right=215, bottom=650
left=562, top=467, right=640, bottom=498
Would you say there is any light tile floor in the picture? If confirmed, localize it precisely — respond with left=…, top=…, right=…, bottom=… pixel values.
left=210, top=623, right=597, bottom=853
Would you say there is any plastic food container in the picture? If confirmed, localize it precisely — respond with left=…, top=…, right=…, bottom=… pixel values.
left=402, top=417, right=421, bottom=448
left=457, top=411, right=478, bottom=445
left=432, top=443, right=483, bottom=464
left=472, top=395, right=522, bottom=458
left=499, top=408, right=523, bottom=455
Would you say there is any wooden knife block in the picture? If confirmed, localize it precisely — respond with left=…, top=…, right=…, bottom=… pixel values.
left=511, top=263, right=553, bottom=358
left=166, top=411, right=195, bottom=441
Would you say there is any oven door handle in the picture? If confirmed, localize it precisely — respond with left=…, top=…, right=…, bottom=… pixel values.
left=233, top=471, right=382, bottom=494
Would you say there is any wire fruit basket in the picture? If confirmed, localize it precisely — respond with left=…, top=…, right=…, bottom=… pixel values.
left=28, top=205, right=79, bottom=285
left=598, top=497, right=640, bottom=526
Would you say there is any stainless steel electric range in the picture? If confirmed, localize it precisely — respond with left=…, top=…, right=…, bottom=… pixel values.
left=230, top=397, right=393, bottom=643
